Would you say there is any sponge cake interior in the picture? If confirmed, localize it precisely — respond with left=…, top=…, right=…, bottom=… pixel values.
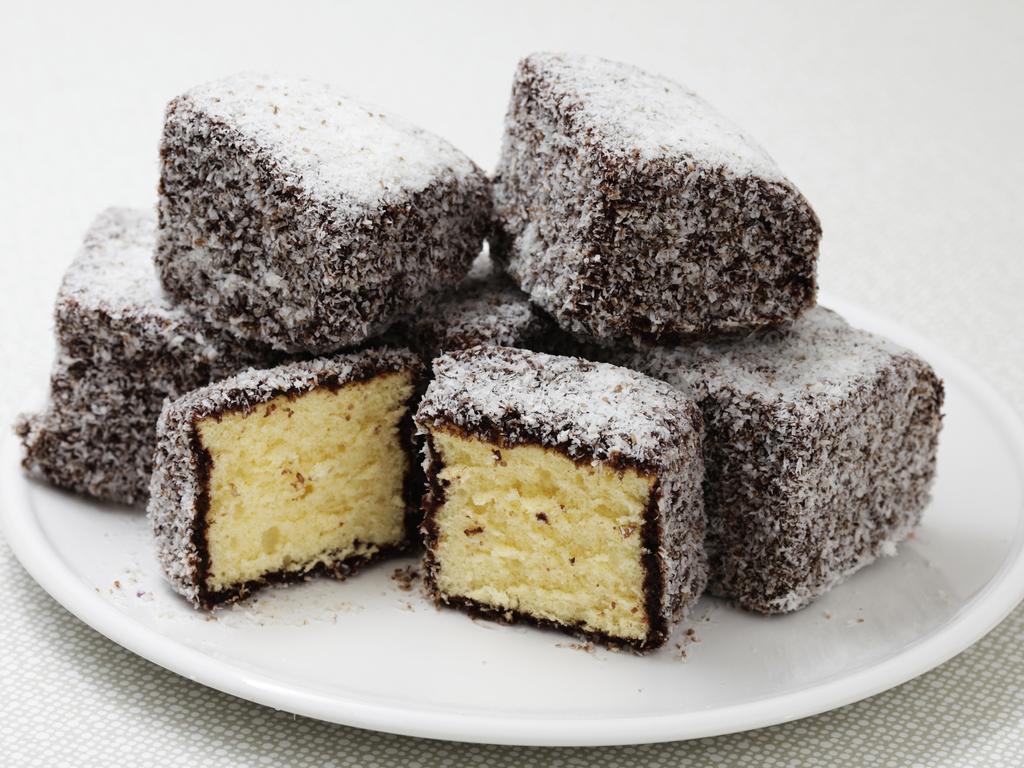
left=428, top=427, right=654, bottom=641
left=199, top=371, right=414, bottom=593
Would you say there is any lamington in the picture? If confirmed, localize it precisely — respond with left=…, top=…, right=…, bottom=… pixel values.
left=157, top=73, right=492, bottom=353
left=491, top=52, right=821, bottom=346
left=618, top=307, right=944, bottom=613
left=415, top=346, right=706, bottom=651
left=15, top=208, right=279, bottom=505
left=387, top=252, right=559, bottom=360
left=149, top=349, right=423, bottom=609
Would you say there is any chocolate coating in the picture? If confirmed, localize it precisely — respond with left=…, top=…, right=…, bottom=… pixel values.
left=15, top=208, right=281, bottom=505
left=617, top=307, right=944, bottom=613
left=385, top=252, right=562, bottom=360
left=157, top=73, right=491, bottom=353
left=492, top=53, right=821, bottom=346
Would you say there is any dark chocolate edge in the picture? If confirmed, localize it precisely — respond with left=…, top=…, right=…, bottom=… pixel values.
left=398, top=366, right=430, bottom=548
left=639, top=479, right=668, bottom=648
left=418, top=427, right=668, bottom=653
left=188, top=361, right=426, bottom=610
left=420, top=415, right=666, bottom=476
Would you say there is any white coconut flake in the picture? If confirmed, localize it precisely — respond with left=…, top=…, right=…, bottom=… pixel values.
left=183, top=73, right=477, bottom=205
left=619, top=306, right=944, bottom=613
left=525, top=53, right=782, bottom=178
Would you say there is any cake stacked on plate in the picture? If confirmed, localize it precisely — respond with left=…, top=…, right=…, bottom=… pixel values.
left=16, top=55, right=943, bottom=652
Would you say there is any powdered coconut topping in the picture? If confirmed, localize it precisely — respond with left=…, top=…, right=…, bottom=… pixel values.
left=388, top=252, right=557, bottom=359
left=158, top=73, right=490, bottom=352
left=526, top=53, right=782, bottom=177
left=16, top=207, right=283, bottom=505
left=179, top=73, right=478, bottom=205
left=627, top=307, right=911, bottom=409
left=416, top=346, right=701, bottom=469
left=491, top=53, right=820, bottom=344
left=56, top=207, right=276, bottom=366
left=60, top=207, right=180, bottom=322
left=619, top=306, right=944, bottom=614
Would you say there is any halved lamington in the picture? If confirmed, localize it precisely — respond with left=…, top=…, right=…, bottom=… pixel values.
left=15, top=208, right=278, bottom=505
left=149, top=349, right=422, bottom=609
left=619, top=307, right=944, bottom=613
left=387, top=252, right=559, bottom=360
left=157, top=73, right=491, bottom=353
left=492, top=53, right=821, bottom=346
left=415, top=346, right=706, bottom=651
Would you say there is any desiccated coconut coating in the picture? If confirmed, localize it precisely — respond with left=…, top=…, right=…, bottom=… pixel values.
left=617, top=307, right=944, bottom=613
left=148, top=349, right=423, bottom=609
left=157, top=73, right=492, bottom=353
left=491, top=52, right=821, bottom=346
left=415, top=346, right=707, bottom=650
left=15, top=208, right=280, bottom=505
left=386, top=252, right=561, bottom=360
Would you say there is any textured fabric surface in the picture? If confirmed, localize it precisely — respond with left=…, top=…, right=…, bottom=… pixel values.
left=0, top=546, right=1021, bottom=767
left=2, top=1, right=1023, bottom=765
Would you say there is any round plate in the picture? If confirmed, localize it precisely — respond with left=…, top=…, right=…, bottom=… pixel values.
left=4, top=296, right=1024, bottom=747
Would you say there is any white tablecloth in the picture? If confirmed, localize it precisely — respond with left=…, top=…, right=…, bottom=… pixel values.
left=2, top=1, right=1022, bottom=765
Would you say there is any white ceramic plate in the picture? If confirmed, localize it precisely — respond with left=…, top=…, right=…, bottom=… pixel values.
left=4, top=296, right=1024, bottom=747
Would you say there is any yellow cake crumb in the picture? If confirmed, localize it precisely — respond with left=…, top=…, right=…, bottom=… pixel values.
left=429, top=428, right=654, bottom=640
left=200, top=371, right=413, bottom=591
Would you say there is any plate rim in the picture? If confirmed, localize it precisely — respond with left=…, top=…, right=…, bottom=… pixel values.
left=4, top=293, right=1024, bottom=747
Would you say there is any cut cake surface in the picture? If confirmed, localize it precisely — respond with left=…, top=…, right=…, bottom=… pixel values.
left=148, top=349, right=422, bottom=609
left=415, top=346, right=706, bottom=651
